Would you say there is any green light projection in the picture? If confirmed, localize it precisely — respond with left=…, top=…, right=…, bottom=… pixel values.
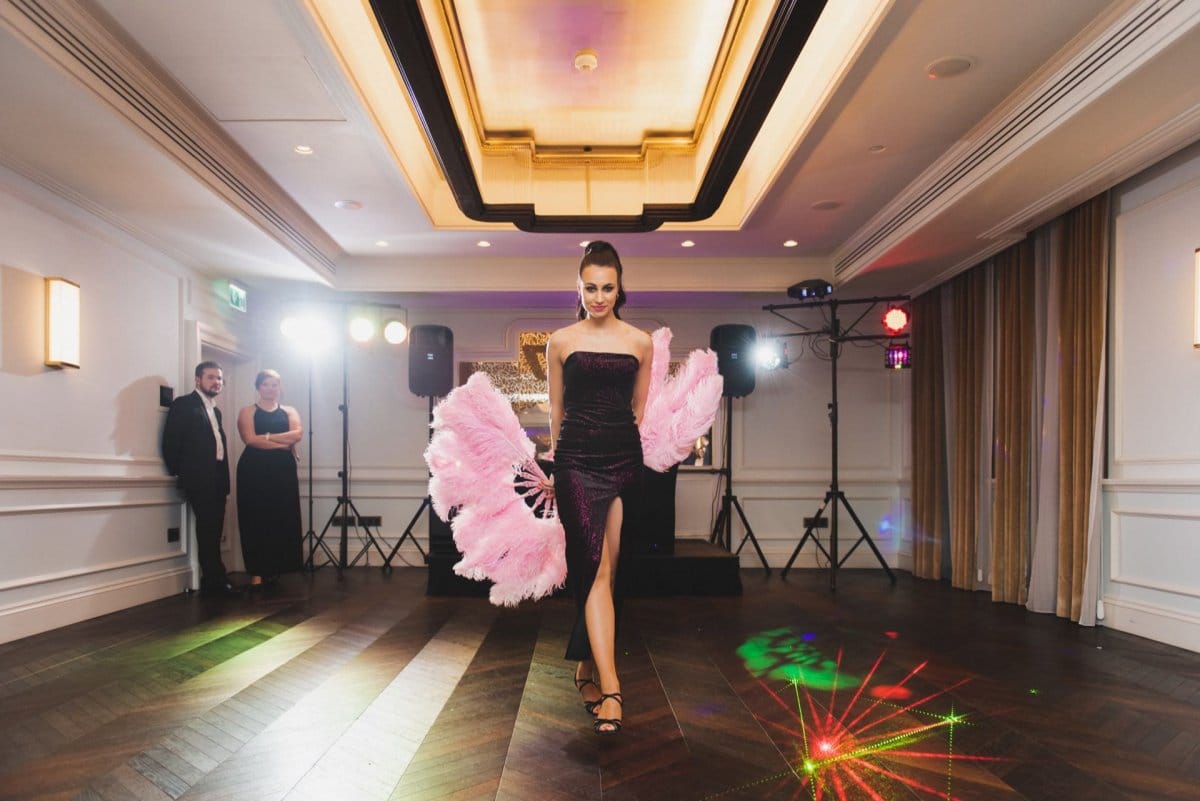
left=736, top=627, right=860, bottom=691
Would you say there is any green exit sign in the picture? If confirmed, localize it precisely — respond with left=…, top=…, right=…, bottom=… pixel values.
left=228, top=282, right=247, bottom=313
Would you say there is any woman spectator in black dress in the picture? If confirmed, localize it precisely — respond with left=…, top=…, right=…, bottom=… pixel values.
left=236, top=369, right=304, bottom=588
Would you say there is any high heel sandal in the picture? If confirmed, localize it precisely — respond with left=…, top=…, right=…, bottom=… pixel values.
left=592, top=693, right=623, bottom=735
left=574, top=677, right=601, bottom=715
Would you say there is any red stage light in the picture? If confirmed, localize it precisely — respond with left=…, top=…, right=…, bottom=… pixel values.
left=882, top=305, right=909, bottom=335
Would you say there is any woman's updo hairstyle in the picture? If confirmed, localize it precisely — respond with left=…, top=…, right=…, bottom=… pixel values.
left=254, top=368, right=281, bottom=389
left=576, top=240, right=627, bottom=320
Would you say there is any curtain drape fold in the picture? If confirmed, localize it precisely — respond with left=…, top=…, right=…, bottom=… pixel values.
left=911, top=290, right=946, bottom=579
left=1055, top=193, right=1109, bottom=622
left=991, top=240, right=1035, bottom=604
left=947, top=268, right=988, bottom=590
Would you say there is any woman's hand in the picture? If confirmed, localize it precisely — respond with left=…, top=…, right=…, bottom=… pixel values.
left=539, top=474, right=555, bottom=499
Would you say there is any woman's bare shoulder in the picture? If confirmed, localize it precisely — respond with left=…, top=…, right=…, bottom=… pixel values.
left=547, top=324, right=579, bottom=356
left=621, top=322, right=652, bottom=347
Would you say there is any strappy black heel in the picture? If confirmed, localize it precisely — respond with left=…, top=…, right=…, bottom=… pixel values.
left=574, top=677, right=601, bottom=715
left=593, top=692, right=623, bottom=735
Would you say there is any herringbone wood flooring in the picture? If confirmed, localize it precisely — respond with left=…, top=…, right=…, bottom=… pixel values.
left=1, top=569, right=1197, bottom=801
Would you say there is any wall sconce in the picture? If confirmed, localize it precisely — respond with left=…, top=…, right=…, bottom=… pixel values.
left=45, top=277, right=80, bottom=368
left=1194, top=248, right=1199, bottom=348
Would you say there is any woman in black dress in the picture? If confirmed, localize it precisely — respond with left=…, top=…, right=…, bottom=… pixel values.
left=236, top=369, right=304, bottom=587
left=546, top=242, right=652, bottom=734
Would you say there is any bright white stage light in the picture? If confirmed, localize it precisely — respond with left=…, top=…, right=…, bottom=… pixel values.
left=383, top=320, right=409, bottom=344
left=754, top=339, right=786, bottom=370
left=349, top=316, right=375, bottom=343
left=281, top=313, right=332, bottom=355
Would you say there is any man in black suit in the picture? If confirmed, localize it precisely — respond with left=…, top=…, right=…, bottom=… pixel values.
left=162, top=361, right=236, bottom=597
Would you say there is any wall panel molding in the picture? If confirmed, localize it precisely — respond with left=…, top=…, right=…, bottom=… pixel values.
left=1110, top=507, right=1200, bottom=599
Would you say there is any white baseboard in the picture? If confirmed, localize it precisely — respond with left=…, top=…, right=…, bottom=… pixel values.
left=0, top=567, right=192, bottom=645
left=1103, top=596, right=1200, bottom=654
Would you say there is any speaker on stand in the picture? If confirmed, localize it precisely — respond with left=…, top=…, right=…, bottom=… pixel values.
left=384, top=324, right=453, bottom=569
left=709, top=324, right=770, bottom=572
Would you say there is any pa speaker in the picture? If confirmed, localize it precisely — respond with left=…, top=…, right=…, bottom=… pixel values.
left=710, top=324, right=756, bottom=397
left=408, top=325, right=454, bottom=397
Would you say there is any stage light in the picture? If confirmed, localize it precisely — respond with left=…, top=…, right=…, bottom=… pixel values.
left=885, top=342, right=911, bottom=369
left=384, top=319, right=408, bottom=344
left=754, top=339, right=787, bottom=370
left=882, top=304, right=909, bottom=335
left=348, top=316, right=375, bottom=343
left=281, top=313, right=331, bottom=355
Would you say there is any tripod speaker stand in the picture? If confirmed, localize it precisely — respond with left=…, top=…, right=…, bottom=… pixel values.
left=708, top=324, right=769, bottom=572
left=710, top=395, right=770, bottom=572
left=765, top=296, right=901, bottom=590
left=382, top=394, right=433, bottom=569
left=382, top=324, right=452, bottom=570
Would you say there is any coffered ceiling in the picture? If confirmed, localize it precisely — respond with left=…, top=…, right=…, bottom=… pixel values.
left=1, top=0, right=1199, bottom=304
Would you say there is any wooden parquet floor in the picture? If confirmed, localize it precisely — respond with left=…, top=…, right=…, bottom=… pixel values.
left=1, top=569, right=1198, bottom=801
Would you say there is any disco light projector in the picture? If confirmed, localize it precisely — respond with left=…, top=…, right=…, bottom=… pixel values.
left=787, top=279, right=832, bottom=300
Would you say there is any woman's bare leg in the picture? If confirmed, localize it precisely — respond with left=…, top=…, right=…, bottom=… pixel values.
left=575, top=658, right=600, bottom=707
left=584, top=498, right=624, bottom=730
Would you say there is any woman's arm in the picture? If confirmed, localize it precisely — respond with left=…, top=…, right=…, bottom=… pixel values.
left=547, top=332, right=565, bottom=452
left=630, top=330, right=653, bottom=424
left=237, top=406, right=291, bottom=450
left=270, top=406, right=304, bottom=446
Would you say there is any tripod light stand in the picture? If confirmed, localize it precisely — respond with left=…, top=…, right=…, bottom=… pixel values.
left=310, top=332, right=391, bottom=573
left=710, top=394, right=770, bottom=572
left=764, top=295, right=906, bottom=591
left=302, top=357, right=337, bottom=572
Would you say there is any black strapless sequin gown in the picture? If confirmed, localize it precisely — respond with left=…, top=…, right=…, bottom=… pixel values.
left=554, top=351, right=643, bottom=660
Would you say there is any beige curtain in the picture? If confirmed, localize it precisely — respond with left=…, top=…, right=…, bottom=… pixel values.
left=947, top=269, right=988, bottom=589
left=911, top=290, right=945, bottom=579
left=1055, top=193, right=1110, bottom=621
left=991, top=240, right=1035, bottom=603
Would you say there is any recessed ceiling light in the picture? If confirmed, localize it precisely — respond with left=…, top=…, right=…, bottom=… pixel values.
left=783, top=240, right=799, bottom=248
left=811, top=200, right=842, bottom=211
left=375, top=240, right=389, bottom=247
left=477, top=240, right=491, bottom=248
left=681, top=240, right=695, bottom=248
left=334, top=200, right=362, bottom=210
left=867, top=144, right=887, bottom=153
left=294, top=145, right=313, bottom=155
left=925, top=56, right=973, bottom=79
left=574, top=48, right=598, bottom=72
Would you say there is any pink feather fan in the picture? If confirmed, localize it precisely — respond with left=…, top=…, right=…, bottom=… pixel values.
left=425, top=372, right=565, bottom=606
left=423, top=329, right=722, bottom=607
left=639, top=328, right=724, bottom=471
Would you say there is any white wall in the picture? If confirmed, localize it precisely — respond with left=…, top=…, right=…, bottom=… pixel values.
left=253, top=298, right=913, bottom=576
left=0, top=168, right=249, bottom=643
left=1106, top=139, right=1200, bottom=652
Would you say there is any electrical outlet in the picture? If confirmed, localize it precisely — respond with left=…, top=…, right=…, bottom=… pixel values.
left=167, top=526, right=180, bottom=543
left=332, top=516, right=353, bottom=527
left=803, top=516, right=828, bottom=529
left=358, top=515, right=382, bottom=528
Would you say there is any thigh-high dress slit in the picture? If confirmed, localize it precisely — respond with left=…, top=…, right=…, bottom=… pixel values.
left=553, top=351, right=643, bottom=660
